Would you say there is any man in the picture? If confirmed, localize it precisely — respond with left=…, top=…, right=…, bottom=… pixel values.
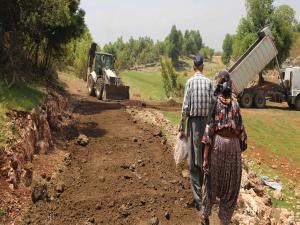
left=179, top=54, right=214, bottom=212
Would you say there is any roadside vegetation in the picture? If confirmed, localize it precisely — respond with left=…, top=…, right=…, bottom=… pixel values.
left=0, top=81, right=46, bottom=149
left=0, top=0, right=92, bottom=147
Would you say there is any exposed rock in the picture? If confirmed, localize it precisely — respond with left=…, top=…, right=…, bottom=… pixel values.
left=273, top=189, right=283, bottom=200
left=22, top=167, right=33, bottom=187
left=164, top=212, right=171, bottom=220
left=149, top=217, right=159, bottom=225
left=31, top=179, right=49, bottom=203
left=56, top=182, right=65, bottom=193
left=77, top=134, right=89, bottom=146
left=181, top=169, right=190, bottom=178
left=98, top=176, right=105, bottom=182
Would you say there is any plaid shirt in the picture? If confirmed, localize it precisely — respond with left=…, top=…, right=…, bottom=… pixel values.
left=179, top=71, right=214, bottom=131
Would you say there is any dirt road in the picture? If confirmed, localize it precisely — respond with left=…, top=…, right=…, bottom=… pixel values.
left=23, top=75, right=209, bottom=225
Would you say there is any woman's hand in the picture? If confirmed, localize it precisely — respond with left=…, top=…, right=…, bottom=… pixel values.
left=203, top=144, right=209, bottom=170
left=203, top=158, right=209, bottom=170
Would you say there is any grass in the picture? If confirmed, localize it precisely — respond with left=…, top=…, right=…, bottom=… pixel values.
left=0, top=209, right=6, bottom=217
left=161, top=111, right=181, bottom=124
left=120, top=56, right=224, bottom=101
left=120, top=71, right=166, bottom=100
left=249, top=160, right=299, bottom=214
left=0, top=81, right=46, bottom=148
left=242, top=106, right=300, bottom=166
left=161, top=108, right=300, bottom=213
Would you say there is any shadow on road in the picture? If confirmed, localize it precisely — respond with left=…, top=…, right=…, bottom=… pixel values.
left=73, top=99, right=123, bottom=115
left=79, top=121, right=107, bottom=138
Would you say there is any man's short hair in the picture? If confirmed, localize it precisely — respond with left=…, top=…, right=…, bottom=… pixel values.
left=194, top=54, right=204, bottom=67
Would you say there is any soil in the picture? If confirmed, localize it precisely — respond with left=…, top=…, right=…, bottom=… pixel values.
left=21, top=75, right=219, bottom=225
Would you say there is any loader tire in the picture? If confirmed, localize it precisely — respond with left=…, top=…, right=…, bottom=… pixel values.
left=95, top=78, right=104, bottom=100
left=87, top=75, right=95, bottom=96
left=240, top=92, right=253, bottom=108
left=254, top=91, right=266, bottom=108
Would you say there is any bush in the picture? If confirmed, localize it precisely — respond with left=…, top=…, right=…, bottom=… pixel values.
left=160, top=57, right=184, bottom=98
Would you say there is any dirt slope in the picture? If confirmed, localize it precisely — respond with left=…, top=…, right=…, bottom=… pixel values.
left=22, top=74, right=213, bottom=225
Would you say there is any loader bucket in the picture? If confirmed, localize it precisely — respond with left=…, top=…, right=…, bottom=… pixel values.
left=103, top=84, right=130, bottom=100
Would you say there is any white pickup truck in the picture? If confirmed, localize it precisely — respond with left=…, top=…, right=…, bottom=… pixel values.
left=228, top=27, right=300, bottom=110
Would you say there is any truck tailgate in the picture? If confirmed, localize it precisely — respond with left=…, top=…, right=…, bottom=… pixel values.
left=229, top=36, right=278, bottom=94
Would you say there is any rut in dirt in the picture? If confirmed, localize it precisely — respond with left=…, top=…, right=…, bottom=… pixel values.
left=22, top=75, right=206, bottom=225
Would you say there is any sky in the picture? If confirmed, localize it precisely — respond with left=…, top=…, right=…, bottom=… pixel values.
left=80, top=0, right=300, bottom=51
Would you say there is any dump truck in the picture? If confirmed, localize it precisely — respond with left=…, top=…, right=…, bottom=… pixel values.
left=228, top=27, right=300, bottom=110
left=86, top=43, right=130, bottom=100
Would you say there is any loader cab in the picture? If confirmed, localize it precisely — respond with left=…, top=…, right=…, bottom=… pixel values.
left=94, top=53, right=115, bottom=75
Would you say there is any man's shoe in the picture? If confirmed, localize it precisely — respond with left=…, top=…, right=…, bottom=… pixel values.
left=186, top=200, right=200, bottom=210
left=200, top=217, right=209, bottom=225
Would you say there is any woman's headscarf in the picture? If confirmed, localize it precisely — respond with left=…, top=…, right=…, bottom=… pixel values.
left=214, top=70, right=232, bottom=99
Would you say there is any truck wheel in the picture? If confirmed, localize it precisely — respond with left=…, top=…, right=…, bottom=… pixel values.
left=95, top=78, right=104, bottom=100
left=287, top=101, right=295, bottom=109
left=240, top=92, right=253, bottom=108
left=295, top=96, right=300, bottom=111
left=254, top=91, right=266, bottom=108
left=87, top=75, right=95, bottom=96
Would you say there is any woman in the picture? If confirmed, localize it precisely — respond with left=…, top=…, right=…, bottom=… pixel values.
left=201, top=70, right=247, bottom=225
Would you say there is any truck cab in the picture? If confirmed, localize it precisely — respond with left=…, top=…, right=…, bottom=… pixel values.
left=281, top=67, right=300, bottom=109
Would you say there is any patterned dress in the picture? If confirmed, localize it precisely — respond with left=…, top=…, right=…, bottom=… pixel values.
left=201, top=97, right=247, bottom=225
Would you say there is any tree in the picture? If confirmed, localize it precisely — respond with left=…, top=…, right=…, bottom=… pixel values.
left=231, top=0, right=296, bottom=83
left=0, top=0, right=86, bottom=82
left=160, top=57, right=184, bottom=98
left=295, top=22, right=300, bottom=32
left=221, top=34, right=234, bottom=65
left=200, top=46, right=214, bottom=61
left=165, top=25, right=183, bottom=65
left=183, top=30, right=202, bottom=56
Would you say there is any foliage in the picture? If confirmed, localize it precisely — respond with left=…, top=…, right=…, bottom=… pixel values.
left=165, top=25, right=184, bottom=65
left=103, top=36, right=160, bottom=71
left=229, top=0, right=297, bottom=66
left=200, top=46, right=214, bottom=61
left=160, top=57, right=184, bottom=98
left=0, top=81, right=45, bottom=148
left=295, top=22, right=300, bottom=32
left=62, top=27, right=93, bottom=78
left=182, top=30, right=203, bottom=56
left=0, top=0, right=87, bottom=82
left=221, top=34, right=234, bottom=65
left=101, top=25, right=209, bottom=71
left=0, top=209, right=6, bottom=217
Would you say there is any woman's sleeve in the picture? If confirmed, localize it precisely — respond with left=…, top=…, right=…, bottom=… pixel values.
left=202, top=105, right=216, bottom=145
left=236, top=104, right=248, bottom=150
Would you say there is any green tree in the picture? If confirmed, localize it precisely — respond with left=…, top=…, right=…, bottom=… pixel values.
left=200, top=46, right=214, bottom=61
left=295, top=22, right=300, bottom=32
left=183, top=30, right=203, bottom=56
left=0, top=0, right=86, bottom=82
left=221, top=34, right=234, bottom=65
left=231, top=0, right=296, bottom=83
left=160, top=57, right=184, bottom=98
left=165, top=25, right=183, bottom=65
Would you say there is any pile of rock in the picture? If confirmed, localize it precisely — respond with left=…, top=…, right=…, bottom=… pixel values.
left=1, top=90, right=73, bottom=190
left=126, top=105, right=297, bottom=225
